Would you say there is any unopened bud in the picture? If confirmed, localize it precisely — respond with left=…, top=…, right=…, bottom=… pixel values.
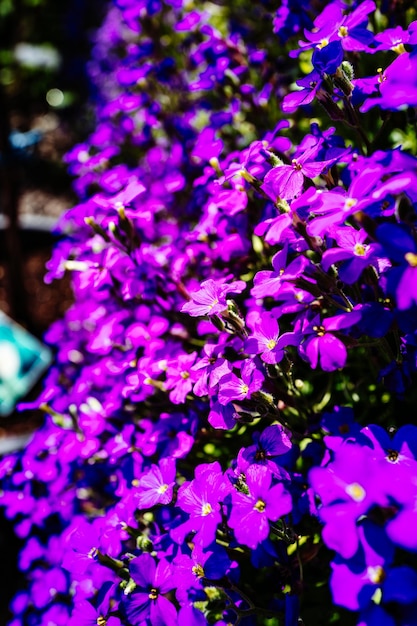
left=334, top=65, right=354, bottom=96
left=341, top=61, right=354, bottom=81
left=136, top=536, right=153, bottom=552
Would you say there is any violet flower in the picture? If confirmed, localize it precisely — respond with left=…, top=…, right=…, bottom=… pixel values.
left=237, top=424, right=292, bottom=474
left=165, top=352, right=199, bottom=405
left=292, top=0, right=376, bottom=55
left=251, top=245, right=310, bottom=300
left=191, top=343, right=232, bottom=398
left=135, top=458, right=176, bottom=509
left=309, top=442, right=390, bottom=559
left=123, top=553, right=177, bottom=626
left=181, top=278, right=246, bottom=317
left=261, top=138, right=336, bottom=201
left=321, top=226, right=384, bottom=284
left=228, top=464, right=292, bottom=549
left=171, top=462, right=232, bottom=547
left=298, top=311, right=361, bottom=372
left=376, top=223, right=417, bottom=310
left=361, top=50, right=417, bottom=112
left=217, top=359, right=264, bottom=405
left=281, top=70, right=323, bottom=114
left=69, top=582, right=120, bottom=626
left=245, top=312, right=302, bottom=365
left=329, top=522, right=394, bottom=612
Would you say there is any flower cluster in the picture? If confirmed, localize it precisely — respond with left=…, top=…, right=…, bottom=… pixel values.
left=2, top=1, right=417, bottom=625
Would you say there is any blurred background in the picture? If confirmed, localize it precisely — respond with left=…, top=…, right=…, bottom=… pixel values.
left=0, top=0, right=104, bottom=621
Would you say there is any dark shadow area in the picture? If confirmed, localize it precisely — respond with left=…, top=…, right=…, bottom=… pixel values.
left=0, top=0, right=104, bottom=622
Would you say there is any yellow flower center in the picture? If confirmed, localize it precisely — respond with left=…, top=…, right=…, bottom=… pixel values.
left=345, top=482, right=366, bottom=502
left=192, top=564, right=205, bottom=578
left=317, top=38, right=329, bottom=49
left=338, top=26, right=349, bottom=38
left=149, top=588, right=159, bottom=600
left=354, top=243, right=366, bottom=256
left=97, top=618, right=107, bottom=626
left=405, top=252, right=417, bottom=267
left=208, top=298, right=219, bottom=310
left=202, top=502, right=213, bottom=516
left=266, top=339, right=277, bottom=350
left=392, top=43, right=406, bottom=55
left=344, top=197, right=357, bottom=209
left=157, top=483, right=169, bottom=494
left=254, top=499, right=266, bottom=512
left=367, top=565, right=385, bottom=584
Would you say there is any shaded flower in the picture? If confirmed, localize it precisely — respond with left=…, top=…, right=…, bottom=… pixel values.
left=123, top=553, right=177, bottom=626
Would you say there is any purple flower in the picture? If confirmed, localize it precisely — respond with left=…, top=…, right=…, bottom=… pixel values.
left=135, top=458, right=176, bottom=508
left=251, top=245, right=310, bottom=299
left=361, top=50, right=417, bottom=112
left=261, top=139, right=335, bottom=200
left=245, top=313, right=302, bottom=365
left=299, top=311, right=361, bottom=372
left=330, top=522, right=394, bottom=611
left=191, top=127, right=223, bottom=165
left=321, top=406, right=362, bottom=451
left=376, top=223, right=417, bottom=310
left=237, top=424, right=292, bottom=474
left=171, top=462, right=232, bottom=547
left=311, top=41, right=344, bottom=75
left=321, top=226, right=383, bottom=284
left=191, top=342, right=232, bottom=398
left=377, top=462, right=417, bottom=552
left=177, top=606, right=208, bottom=626
left=69, top=582, right=120, bottom=626
left=228, top=464, right=292, bottom=549
left=31, top=567, right=68, bottom=608
left=306, top=163, right=417, bottom=238
left=293, top=0, right=376, bottom=55
left=123, top=553, right=177, bottom=626
left=173, top=542, right=236, bottom=603
left=165, top=352, right=199, bottom=405
left=217, top=359, right=264, bottom=405
left=62, top=518, right=103, bottom=575
left=330, top=522, right=417, bottom=621
left=181, top=278, right=246, bottom=317
left=281, top=70, right=323, bottom=114
left=373, top=25, right=409, bottom=52
left=208, top=399, right=239, bottom=430
left=309, top=443, right=389, bottom=558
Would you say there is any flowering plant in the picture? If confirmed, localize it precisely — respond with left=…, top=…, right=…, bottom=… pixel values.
left=3, top=1, right=417, bottom=625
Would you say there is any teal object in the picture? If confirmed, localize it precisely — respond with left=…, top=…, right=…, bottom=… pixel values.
left=0, top=312, right=52, bottom=416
